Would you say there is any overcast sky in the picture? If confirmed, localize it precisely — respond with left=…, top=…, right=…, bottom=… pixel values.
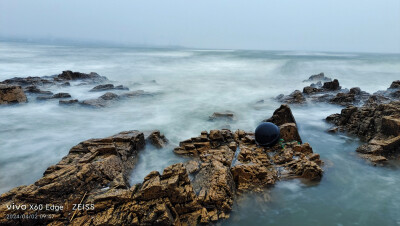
left=1, top=0, right=399, bottom=53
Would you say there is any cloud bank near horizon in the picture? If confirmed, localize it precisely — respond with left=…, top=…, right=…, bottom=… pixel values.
left=1, top=0, right=399, bottom=53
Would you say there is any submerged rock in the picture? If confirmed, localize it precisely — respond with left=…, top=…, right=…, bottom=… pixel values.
left=24, top=85, right=53, bottom=95
left=59, top=99, right=79, bottom=105
left=36, top=92, right=72, bottom=100
left=81, top=92, right=119, bottom=107
left=303, top=72, right=332, bottom=82
left=90, top=84, right=129, bottom=92
left=209, top=111, right=237, bottom=121
left=0, top=84, right=27, bottom=105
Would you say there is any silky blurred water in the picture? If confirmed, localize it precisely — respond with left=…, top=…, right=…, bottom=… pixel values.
left=0, top=41, right=399, bottom=225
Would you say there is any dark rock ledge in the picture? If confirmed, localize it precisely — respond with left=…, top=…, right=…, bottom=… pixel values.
left=0, top=105, right=322, bottom=225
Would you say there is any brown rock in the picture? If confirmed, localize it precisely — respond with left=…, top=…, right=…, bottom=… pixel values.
left=0, top=84, right=27, bottom=105
left=144, top=130, right=168, bottom=148
left=209, top=111, right=236, bottom=121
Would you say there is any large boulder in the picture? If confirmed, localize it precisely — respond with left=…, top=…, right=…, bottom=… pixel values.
left=0, top=84, right=27, bottom=105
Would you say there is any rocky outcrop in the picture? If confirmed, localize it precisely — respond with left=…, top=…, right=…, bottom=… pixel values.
left=24, top=85, right=53, bottom=95
left=276, top=90, right=306, bottom=104
left=37, top=92, right=72, bottom=100
left=90, top=84, right=129, bottom=92
left=389, top=80, right=400, bottom=89
left=328, top=87, right=370, bottom=106
left=55, top=71, right=108, bottom=83
left=277, top=75, right=379, bottom=106
left=0, top=84, right=27, bottom=105
left=1, top=76, right=55, bottom=87
left=0, top=105, right=323, bottom=225
left=326, top=101, right=400, bottom=163
left=80, top=92, right=119, bottom=107
left=263, top=104, right=302, bottom=143
left=302, top=72, right=332, bottom=82
left=144, top=130, right=169, bottom=148
left=0, top=130, right=146, bottom=225
left=322, top=79, right=341, bottom=91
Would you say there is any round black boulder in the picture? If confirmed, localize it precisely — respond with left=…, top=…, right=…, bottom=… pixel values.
left=255, top=122, right=280, bottom=146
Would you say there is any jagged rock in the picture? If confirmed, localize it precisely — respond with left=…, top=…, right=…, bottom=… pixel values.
left=0, top=105, right=323, bottom=225
left=144, top=130, right=168, bottom=148
left=0, top=131, right=145, bottom=225
left=358, top=154, right=387, bottom=163
left=119, top=90, right=152, bottom=98
left=90, top=84, right=115, bottom=91
left=329, top=92, right=355, bottom=105
left=59, top=99, right=79, bottom=105
left=389, top=80, right=400, bottom=89
left=327, top=127, right=338, bottom=133
left=279, top=123, right=302, bottom=142
left=1, top=76, right=54, bottom=87
left=0, top=84, right=27, bottom=105
left=37, top=92, right=71, bottom=100
left=303, top=72, right=332, bottom=82
left=370, top=80, right=400, bottom=103
left=350, top=87, right=361, bottom=95
left=327, top=101, right=400, bottom=162
left=264, top=104, right=302, bottom=143
left=24, top=85, right=53, bottom=94
left=322, top=79, right=341, bottom=91
left=56, top=70, right=108, bottom=83
left=90, top=84, right=129, bottom=92
left=276, top=90, right=306, bottom=104
left=209, top=111, right=236, bottom=121
left=81, top=92, right=119, bottom=107
left=329, top=88, right=370, bottom=106
left=303, top=86, right=320, bottom=94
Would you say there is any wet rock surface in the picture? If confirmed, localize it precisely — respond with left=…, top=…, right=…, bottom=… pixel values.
left=0, top=71, right=153, bottom=108
left=80, top=92, right=120, bottom=108
left=209, top=111, right=237, bottom=121
left=90, top=84, right=129, bottom=92
left=0, top=84, right=27, bottom=105
left=0, top=105, right=322, bottom=225
left=36, top=92, right=72, bottom=100
left=326, top=101, right=400, bottom=163
left=302, top=72, right=332, bottom=83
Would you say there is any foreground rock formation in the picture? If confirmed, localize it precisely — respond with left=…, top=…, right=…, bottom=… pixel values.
left=0, top=84, right=27, bottom=105
left=0, top=105, right=322, bottom=225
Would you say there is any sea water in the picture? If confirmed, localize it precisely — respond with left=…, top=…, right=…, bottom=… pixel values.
left=0, top=41, right=399, bottom=225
